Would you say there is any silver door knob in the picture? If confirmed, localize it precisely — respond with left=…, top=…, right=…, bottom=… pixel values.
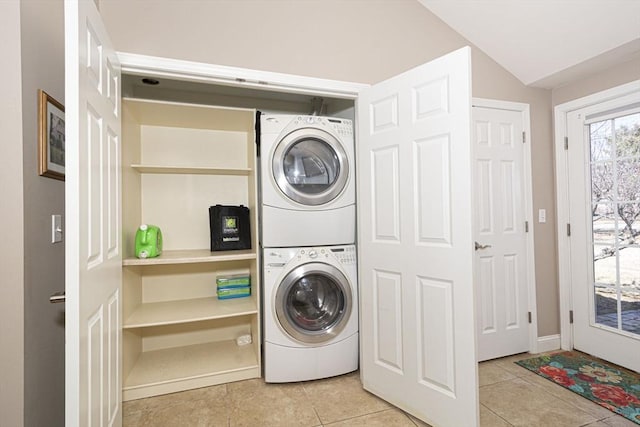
left=49, top=291, right=65, bottom=303
left=474, top=241, right=492, bottom=251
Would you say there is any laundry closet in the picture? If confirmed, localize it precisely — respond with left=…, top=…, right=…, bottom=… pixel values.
left=67, top=4, right=479, bottom=425
left=118, top=74, right=355, bottom=401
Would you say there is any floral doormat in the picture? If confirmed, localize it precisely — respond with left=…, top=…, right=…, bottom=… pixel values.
left=516, top=351, right=640, bottom=424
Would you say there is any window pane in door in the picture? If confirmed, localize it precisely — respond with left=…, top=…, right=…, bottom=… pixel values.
left=590, top=119, right=613, bottom=161
left=589, top=112, right=640, bottom=336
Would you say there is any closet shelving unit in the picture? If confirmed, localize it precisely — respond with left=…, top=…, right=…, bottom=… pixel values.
left=121, top=98, right=260, bottom=401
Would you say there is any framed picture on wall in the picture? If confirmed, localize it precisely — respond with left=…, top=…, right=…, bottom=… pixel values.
left=38, top=89, right=65, bottom=181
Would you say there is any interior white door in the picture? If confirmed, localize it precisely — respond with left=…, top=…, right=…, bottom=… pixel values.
left=567, top=91, right=640, bottom=372
left=65, top=0, right=122, bottom=425
left=472, top=106, right=530, bottom=361
left=357, top=46, right=478, bottom=427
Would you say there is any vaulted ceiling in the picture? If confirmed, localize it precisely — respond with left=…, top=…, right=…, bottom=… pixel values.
left=418, top=0, right=640, bottom=89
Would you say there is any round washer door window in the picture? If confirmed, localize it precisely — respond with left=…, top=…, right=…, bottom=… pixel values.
left=272, top=127, right=348, bottom=206
left=275, top=263, right=352, bottom=344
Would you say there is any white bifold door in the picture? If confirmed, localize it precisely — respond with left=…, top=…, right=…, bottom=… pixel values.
left=357, top=47, right=478, bottom=427
left=65, top=0, right=122, bottom=426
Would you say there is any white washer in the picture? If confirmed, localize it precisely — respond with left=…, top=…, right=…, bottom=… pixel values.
left=263, top=245, right=358, bottom=383
left=260, top=114, right=355, bottom=247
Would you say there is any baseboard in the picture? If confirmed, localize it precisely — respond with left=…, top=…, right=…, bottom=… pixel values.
left=535, top=334, right=561, bottom=353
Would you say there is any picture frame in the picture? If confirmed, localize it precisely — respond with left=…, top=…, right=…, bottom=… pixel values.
left=38, top=89, right=65, bottom=181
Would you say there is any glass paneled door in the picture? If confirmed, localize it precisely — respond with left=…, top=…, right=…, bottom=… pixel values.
left=589, top=111, right=640, bottom=336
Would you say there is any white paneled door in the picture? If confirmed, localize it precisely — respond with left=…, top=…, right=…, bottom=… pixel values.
left=357, top=47, right=478, bottom=427
left=65, top=1, right=122, bottom=426
left=472, top=106, right=530, bottom=361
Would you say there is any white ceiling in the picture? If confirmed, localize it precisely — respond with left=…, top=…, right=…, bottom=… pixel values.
left=418, top=0, right=640, bottom=89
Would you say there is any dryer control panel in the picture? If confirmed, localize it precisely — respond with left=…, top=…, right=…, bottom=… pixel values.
left=328, top=246, right=357, bottom=265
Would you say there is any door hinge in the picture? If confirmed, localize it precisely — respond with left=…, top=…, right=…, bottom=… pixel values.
left=564, top=136, right=569, bottom=150
left=569, top=310, right=574, bottom=324
left=528, top=311, right=532, bottom=323
left=567, top=223, right=571, bottom=236
left=525, top=221, right=529, bottom=232
left=522, top=131, right=526, bottom=143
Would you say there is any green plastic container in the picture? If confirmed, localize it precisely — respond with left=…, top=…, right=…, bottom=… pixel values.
left=134, top=224, right=163, bottom=259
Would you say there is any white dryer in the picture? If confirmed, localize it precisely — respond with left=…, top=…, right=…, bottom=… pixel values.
left=263, top=245, right=358, bottom=383
left=260, top=114, right=355, bottom=247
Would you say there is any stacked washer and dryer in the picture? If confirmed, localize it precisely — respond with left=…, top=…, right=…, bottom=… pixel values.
left=259, top=114, right=358, bottom=383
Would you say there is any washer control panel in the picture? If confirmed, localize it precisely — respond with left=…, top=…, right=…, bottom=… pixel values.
left=264, top=245, right=357, bottom=267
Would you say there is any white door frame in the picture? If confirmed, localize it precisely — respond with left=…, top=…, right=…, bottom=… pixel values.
left=472, top=97, right=539, bottom=354
left=117, top=52, right=368, bottom=99
left=554, top=79, right=640, bottom=351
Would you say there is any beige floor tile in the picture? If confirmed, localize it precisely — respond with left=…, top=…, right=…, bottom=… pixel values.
left=479, top=361, right=518, bottom=386
left=519, top=371, right=613, bottom=419
left=123, top=384, right=229, bottom=427
left=480, top=376, right=599, bottom=426
left=405, top=412, right=434, bottom=427
left=581, top=421, right=611, bottom=427
left=226, top=378, right=320, bottom=427
left=134, top=399, right=229, bottom=427
left=581, top=417, right=639, bottom=427
left=600, top=415, right=640, bottom=427
left=302, top=372, right=390, bottom=424
left=123, top=384, right=227, bottom=413
left=480, top=404, right=512, bottom=427
left=123, top=409, right=145, bottom=427
left=324, top=409, right=416, bottom=426
left=484, top=353, right=539, bottom=378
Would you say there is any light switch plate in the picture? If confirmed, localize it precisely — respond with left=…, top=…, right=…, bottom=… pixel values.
left=52, top=214, right=63, bottom=243
left=538, top=209, right=546, bottom=223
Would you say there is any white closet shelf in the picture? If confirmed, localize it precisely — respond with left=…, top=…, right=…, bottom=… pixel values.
left=124, top=296, right=257, bottom=328
left=123, top=249, right=256, bottom=266
left=123, top=340, right=259, bottom=401
left=131, top=164, right=251, bottom=176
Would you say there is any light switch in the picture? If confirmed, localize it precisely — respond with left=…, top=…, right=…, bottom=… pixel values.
left=538, top=209, right=546, bottom=223
left=52, top=214, right=63, bottom=243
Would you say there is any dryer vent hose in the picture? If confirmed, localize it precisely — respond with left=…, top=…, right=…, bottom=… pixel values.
left=310, top=97, right=327, bottom=116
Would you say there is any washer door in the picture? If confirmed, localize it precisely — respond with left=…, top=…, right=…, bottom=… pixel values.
left=272, top=127, right=348, bottom=206
left=275, top=262, right=352, bottom=344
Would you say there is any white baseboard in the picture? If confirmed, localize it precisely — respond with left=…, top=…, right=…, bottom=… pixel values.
left=534, top=334, right=561, bottom=353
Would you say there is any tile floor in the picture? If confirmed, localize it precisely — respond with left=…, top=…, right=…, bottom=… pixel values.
left=123, top=353, right=638, bottom=427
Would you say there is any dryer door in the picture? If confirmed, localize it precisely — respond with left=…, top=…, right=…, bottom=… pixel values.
left=272, top=127, right=348, bottom=206
left=275, top=262, right=352, bottom=344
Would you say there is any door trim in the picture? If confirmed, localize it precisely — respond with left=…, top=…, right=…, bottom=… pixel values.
left=472, top=97, right=538, bottom=353
left=117, top=52, right=369, bottom=100
left=554, top=79, right=640, bottom=351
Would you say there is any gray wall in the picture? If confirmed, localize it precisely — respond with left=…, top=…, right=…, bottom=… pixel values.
left=100, top=0, right=559, bottom=336
left=0, top=1, right=25, bottom=425
left=20, top=0, right=66, bottom=426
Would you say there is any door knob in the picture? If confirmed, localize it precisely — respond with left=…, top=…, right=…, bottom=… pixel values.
left=49, top=291, right=65, bottom=303
left=474, top=241, right=492, bottom=251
